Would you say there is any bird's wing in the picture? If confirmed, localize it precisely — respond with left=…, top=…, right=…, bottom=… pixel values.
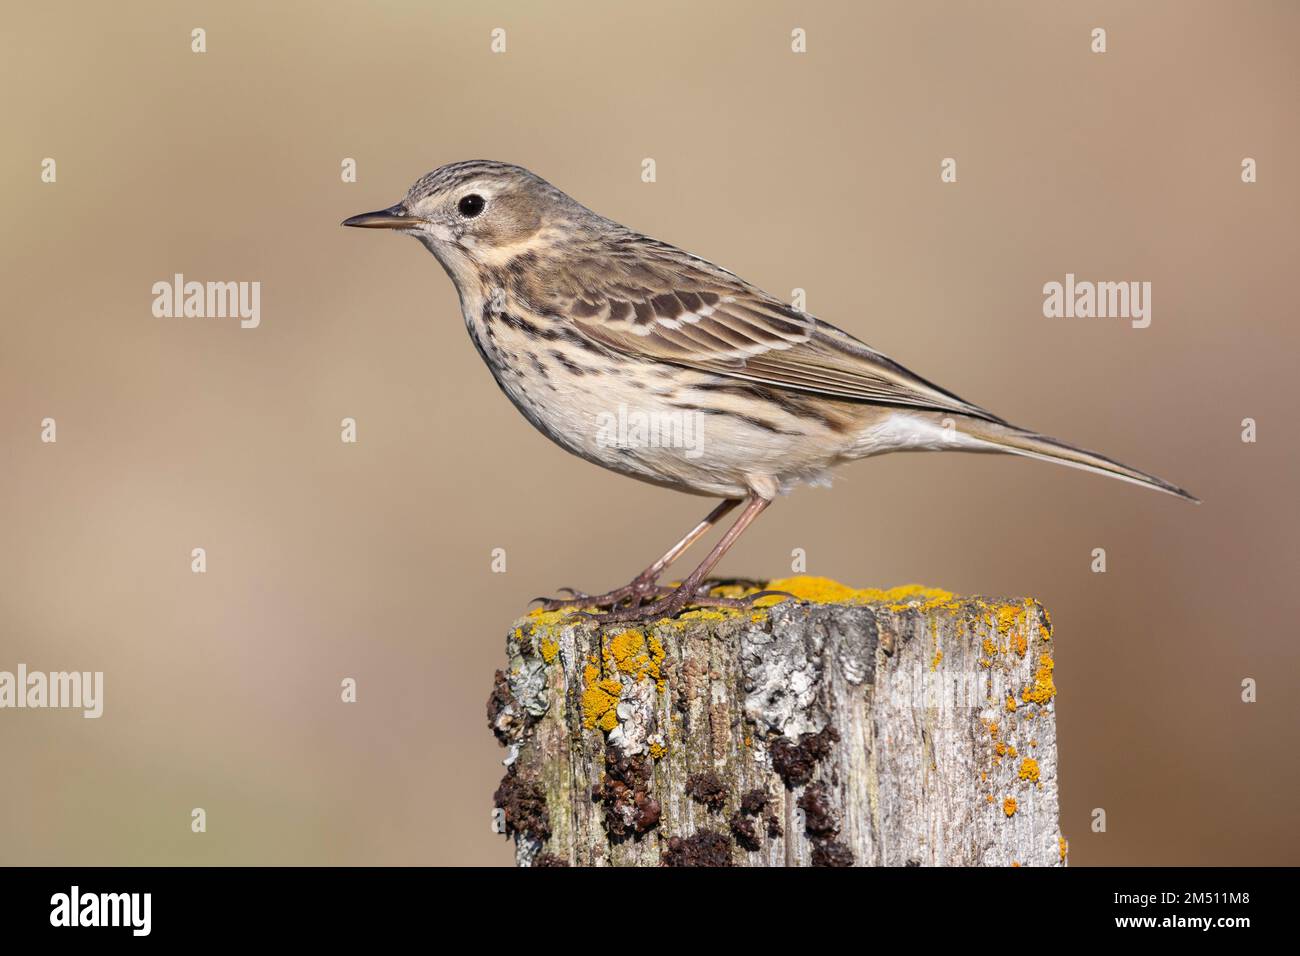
left=542, top=238, right=1006, bottom=424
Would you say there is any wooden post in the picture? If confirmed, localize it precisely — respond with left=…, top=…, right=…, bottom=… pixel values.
left=487, top=577, right=1066, bottom=867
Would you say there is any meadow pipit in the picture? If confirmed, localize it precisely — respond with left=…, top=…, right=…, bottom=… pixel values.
left=345, top=161, right=1195, bottom=622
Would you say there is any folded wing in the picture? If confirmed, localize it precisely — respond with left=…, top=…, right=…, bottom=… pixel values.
left=542, top=235, right=1007, bottom=425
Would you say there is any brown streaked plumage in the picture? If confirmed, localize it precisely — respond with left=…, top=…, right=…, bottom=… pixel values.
left=344, top=160, right=1196, bottom=622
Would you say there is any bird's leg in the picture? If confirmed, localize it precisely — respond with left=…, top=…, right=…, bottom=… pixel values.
left=593, top=495, right=773, bottom=623
left=537, top=499, right=740, bottom=610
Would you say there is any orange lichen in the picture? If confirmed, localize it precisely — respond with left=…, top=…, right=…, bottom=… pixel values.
left=1003, top=797, right=1018, bottom=817
left=982, top=637, right=998, bottom=656
left=996, top=604, right=1025, bottom=635
left=601, top=628, right=667, bottom=690
left=1006, top=696, right=1018, bottom=713
left=1018, top=757, right=1040, bottom=783
left=1020, top=654, right=1056, bottom=706
left=1059, top=836, right=1068, bottom=862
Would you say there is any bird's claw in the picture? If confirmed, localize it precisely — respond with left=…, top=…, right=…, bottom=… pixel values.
left=582, top=582, right=801, bottom=624
left=534, top=577, right=669, bottom=612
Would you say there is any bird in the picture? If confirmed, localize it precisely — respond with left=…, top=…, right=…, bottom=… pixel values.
left=344, top=160, right=1196, bottom=622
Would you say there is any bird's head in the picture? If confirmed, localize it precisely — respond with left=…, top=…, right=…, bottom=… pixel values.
left=343, top=161, right=587, bottom=276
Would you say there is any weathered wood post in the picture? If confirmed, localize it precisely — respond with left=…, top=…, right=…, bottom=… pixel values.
left=488, top=577, right=1066, bottom=867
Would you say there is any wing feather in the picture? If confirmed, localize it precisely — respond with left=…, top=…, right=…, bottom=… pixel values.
left=532, top=235, right=1005, bottom=424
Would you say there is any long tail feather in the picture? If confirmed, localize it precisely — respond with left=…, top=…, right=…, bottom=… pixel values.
left=960, top=420, right=1199, bottom=503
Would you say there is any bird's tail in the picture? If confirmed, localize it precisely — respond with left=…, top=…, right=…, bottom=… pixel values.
left=958, top=418, right=1199, bottom=503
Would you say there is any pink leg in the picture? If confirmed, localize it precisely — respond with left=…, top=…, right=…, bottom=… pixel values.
left=595, top=495, right=776, bottom=623
left=539, top=499, right=741, bottom=610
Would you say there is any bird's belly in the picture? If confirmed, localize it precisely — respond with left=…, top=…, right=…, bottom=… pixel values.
left=482, top=344, right=861, bottom=498
left=489, top=358, right=749, bottom=496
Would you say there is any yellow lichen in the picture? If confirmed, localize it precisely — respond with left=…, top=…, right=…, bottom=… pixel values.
left=523, top=607, right=584, bottom=633
left=608, top=629, right=648, bottom=674
left=982, top=637, right=998, bottom=656
left=1018, top=757, right=1040, bottom=783
left=1059, top=836, right=1068, bottom=862
left=930, top=648, right=943, bottom=671
left=1006, top=696, right=1018, bottom=713
left=581, top=675, right=622, bottom=732
left=753, top=576, right=954, bottom=610
left=580, top=628, right=671, bottom=733
left=539, top=638, right=559, bottom=664
left=661, top=607, right=737, bottom=629
left=649, top=741, right=667, bottom=759
left=1003, top=797, right=1018, bottom=817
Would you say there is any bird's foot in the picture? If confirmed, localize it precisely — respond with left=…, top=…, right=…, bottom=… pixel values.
left=531, top=574, right=670, bottom=611
left=584, top=579, right=800, bottom=624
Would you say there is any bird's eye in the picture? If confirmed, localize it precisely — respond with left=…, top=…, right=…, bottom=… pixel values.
left=457, top=194, right=486, bottom=218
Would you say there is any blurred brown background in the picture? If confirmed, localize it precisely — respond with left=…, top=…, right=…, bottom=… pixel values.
left=2, top=0, right=1296, bottom=866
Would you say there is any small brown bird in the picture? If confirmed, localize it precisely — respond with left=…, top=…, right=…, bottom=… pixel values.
left=345, top=161, right=1195, bottom=622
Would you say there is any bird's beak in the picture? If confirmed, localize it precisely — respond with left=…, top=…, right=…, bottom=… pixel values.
left=341, top=204, right=425, bottom=230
